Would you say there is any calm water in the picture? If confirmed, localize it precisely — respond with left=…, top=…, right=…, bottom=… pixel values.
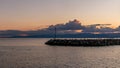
left=0, top=38, right=120, bottom=68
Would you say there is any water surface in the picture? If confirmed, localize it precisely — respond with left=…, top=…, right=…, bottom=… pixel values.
left=0, top=38, right=120, bottom=68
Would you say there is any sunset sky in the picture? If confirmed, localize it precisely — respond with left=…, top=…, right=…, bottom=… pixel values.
left=0, top=0, right=120, bottom=30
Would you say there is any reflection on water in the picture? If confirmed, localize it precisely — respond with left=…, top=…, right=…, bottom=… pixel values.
left=0, top=38, right=120, bottom=68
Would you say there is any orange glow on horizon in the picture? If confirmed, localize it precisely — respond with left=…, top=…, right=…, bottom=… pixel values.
left=75, top=30, right=82, bottom=33
left=19, top=34, right=28, bottom=36
left=0, top=20, right=119, bottom=31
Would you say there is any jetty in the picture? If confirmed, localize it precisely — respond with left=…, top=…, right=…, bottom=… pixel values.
left=45, top=38, right=120, bottom=46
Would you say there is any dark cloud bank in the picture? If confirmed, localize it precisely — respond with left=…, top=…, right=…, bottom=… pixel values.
left=1, top=19, right=120, bottom=38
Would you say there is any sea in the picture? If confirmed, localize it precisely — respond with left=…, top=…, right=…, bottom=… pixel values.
left=0, top=38, right=120, bottom=68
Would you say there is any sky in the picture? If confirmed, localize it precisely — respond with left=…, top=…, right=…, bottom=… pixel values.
left=0, top=0, right=120, bottom=30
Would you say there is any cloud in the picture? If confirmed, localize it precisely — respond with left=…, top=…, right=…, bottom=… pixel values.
left=42, top=19, right=85, bottom=34
left=115, top=26, right=120, bottom=31
left=0, top=19, right=120, bottom=37
left=0, top=30, right=24, bottom=37
left=48, top=19, right=84, bottom=30
left=82, top=24, right=115, bottom=33
left=46, top=20, right=116, bottom=34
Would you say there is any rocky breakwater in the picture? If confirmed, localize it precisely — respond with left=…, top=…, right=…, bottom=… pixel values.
left=45, top=38, right=120, bottom=46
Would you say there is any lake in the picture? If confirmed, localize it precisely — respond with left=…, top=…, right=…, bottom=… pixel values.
left=0, top=38, right=120, bottom=68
